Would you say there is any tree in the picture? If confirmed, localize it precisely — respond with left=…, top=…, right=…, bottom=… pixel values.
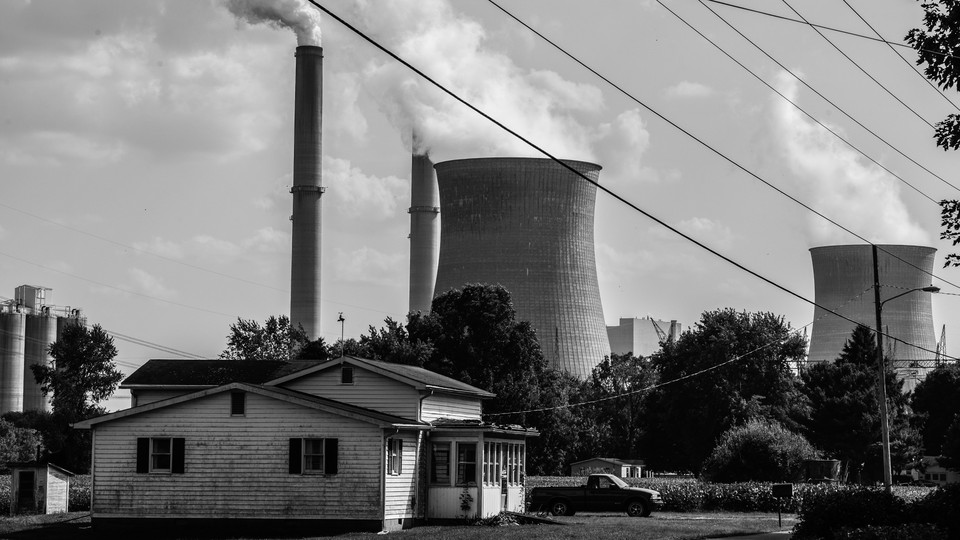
left=940, top=413, right=960, bottom=469
left=801, top=325, right=917, bottom=482
left=0, top=418, right=43, bottom=470
left=639, top=309, right=809, bottom=474
left=29, top=323, right=124, bottom=473
left=587, top=353, right=658, bottom=459
left=912, top=364, right=960, bottom=455
left=701, top=418, right=820, bottom=483
left=357, top=317, right=434, bottom=366
left=906, top=4, right=960, bottom=265
left=220, top=315, right=328, bottom=361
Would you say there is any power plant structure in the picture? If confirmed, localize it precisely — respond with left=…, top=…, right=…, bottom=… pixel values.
left=289, top=45, right=325, bottom=341
left=807, top=245, right=938, bottom=392
left=0, top=285, right=85, bottom=414
left=607, top=317, right=682, bottom=358
left=432, top=157, right=611, bottom=379
left=408, top=151, right=440, bottom=314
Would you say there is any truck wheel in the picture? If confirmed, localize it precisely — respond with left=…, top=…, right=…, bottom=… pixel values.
left=627, top=500, right=650, bottom=517
left=549, top=500, right=572, bottom=516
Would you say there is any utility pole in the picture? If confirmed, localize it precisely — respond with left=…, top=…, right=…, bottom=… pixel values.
left=872, top=245, right=893, bottom=494
left=337, top=312, right=345, bottom=358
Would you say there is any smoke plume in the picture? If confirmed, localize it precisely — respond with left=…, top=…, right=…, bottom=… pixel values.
left=772, top=72, right=928, bottom=245
left=225, top=0, right=321, bottom=46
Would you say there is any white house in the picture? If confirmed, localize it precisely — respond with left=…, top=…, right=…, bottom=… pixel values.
left=569, top=457, right=645, bottom=478
left=75, top=356, right=536, bottom=535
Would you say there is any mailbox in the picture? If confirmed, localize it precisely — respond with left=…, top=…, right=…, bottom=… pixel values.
left=772, top=483, right=793, bottom=498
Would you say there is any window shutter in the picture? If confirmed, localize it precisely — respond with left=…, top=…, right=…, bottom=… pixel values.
left=289, top=438, right=302, bottom=474
left=136, top=438, right=149, bottom=473
left=172, top=438, right=186, bottom=474
left=325, top=438, right=338, bottom=474
left=397, top=439, right=403, bottom=475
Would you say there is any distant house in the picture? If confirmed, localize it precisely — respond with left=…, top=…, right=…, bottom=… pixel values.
left=75, top=356, right=536, bottom=535
left=911, top=456, right=960, bottom=485
left=570, top=457, right=645, bottom=478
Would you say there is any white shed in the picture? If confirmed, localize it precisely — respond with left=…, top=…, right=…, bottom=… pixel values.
left=8, top=462, right=73, bottom=515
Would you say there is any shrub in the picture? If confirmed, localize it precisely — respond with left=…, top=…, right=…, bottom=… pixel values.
left=793, top=487, right=908, bottom=540
left=69, top=474, right=90, bottom=511
left=701, top=418, right=819, bottom=483
left=911, top=483, right=960, bottom=538
left=835, top=524, right=948, bottom=540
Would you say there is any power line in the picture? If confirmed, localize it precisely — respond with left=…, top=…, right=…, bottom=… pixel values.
left=308, top=0, right=954, bottom=362
left=780, top=0, right=935, bottom=130
left=689, top=0, right=960, bottom=197
left=485, top=0, right=960, bottom=294
left=703, top=0, right=960, bottom=62
left=840, top=0, right=960, bottom=113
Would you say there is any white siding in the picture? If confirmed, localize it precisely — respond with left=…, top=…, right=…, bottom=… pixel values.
left=420, top=394, right=482, bottom=422
left=91, top=391, right=384, bottom=520
left=280, top=368, right=420, bottom=420
left=427, top=486, right=477, bottom=519
left=383, top=431, right=420, bottom=520
left=45, top=469, right=70, bottom=514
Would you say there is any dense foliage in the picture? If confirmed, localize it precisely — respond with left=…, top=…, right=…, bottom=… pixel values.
left=911, top=364, right=960, bottom=460
left=0, top=419, right=42, bottom=470
left=639, top=309, right=808, bottom=474
left=220, top=315, right=328, bottom=361
left=701, top=418, right=820, bottom=483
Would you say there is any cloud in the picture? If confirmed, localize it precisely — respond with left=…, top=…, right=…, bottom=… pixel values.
left=128, top=267, right=176, bottom=299
left=332, top=246, right=405, bottom=286
left=323, top=156, right=408, bottom=219
left=593, top=108, right=656, bottom=184
left=676, top=217, right=735, bottom=251
left=132, top=237, right=186, bottom=259
left=326, top=72, right=369, bottom=141
left=665, top=81, right=714, bottom=99
left=0, top=131, right=125, bottom=166
left=771, top=72, right=928, bottom=245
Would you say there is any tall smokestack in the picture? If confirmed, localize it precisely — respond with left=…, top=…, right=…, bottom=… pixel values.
left=290, top=45, right=324, bottom=340
left=408, top=149, right=440, bottom=314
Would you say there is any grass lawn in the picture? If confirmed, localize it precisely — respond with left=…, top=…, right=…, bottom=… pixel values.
left=0, top=511, right=795, bottom=539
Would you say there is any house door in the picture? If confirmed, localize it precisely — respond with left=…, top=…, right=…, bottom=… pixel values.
left=17, top=470, right=35, bottom=513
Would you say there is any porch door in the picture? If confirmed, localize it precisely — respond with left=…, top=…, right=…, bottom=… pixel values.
left=17, top=470, right=35, bottom=513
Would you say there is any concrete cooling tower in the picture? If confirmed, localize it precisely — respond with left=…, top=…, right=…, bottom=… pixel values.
left=433, top=157, right=611, bottom=379
left=808, top=245, right=937, bottom=390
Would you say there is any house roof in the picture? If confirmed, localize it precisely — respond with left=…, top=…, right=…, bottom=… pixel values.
left=74, top=382, right=429, bottom=430
left=267, top=356, right=496, bottom=399
left=570, top=457, right=645, bottom=467
left=120, top=359, right=323, bottom=388
left=430, top=418, right=539, bottom=437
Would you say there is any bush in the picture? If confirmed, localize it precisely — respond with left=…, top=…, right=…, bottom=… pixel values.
left=701, top=418, right=819, bottom=483
left=911, top=483, right=960, bottom=538
left=69, top=474, right=90, bottom=511
left=793, top=487, right=908, bottom=540
left=835, top=524, right=948, bottom=540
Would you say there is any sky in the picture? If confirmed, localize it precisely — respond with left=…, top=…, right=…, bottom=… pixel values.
left=2, top=0, right=960, bottom=411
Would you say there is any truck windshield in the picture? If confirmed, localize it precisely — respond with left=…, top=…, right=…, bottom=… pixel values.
left=609, top=476, right=628, bottom=489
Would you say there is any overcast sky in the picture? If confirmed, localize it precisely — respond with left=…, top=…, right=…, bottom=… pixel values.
left=3, top=0, right=959, bottom=411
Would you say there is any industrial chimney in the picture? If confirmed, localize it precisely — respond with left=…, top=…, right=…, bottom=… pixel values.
left=408, top=151, right=440, bottom=314
left=290, top=46, right=324, bottom=340
left=433, top=157, right=611, bottom=378
left=808, top=244, right=937, bottom=392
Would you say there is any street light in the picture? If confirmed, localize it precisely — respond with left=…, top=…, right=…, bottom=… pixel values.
left=873, top=245, right=940, bottom=493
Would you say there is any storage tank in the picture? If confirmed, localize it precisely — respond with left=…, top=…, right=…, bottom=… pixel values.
left=23, top=311, right=57, bottom=412
left=433, top=157, right=611, bottom=378
left=808, top=245, right=937, bottom=389
left=0, top=308, right=26, bottom=414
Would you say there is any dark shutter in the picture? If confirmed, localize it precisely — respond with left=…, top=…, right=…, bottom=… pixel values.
left=136, top=438, right=149, bottom=473
left=231, top=392, right=245, bottom=415
left=289, top=438, right=302, bottom=474
left=325, top=438, right=338, bottom=474
left=172, top=438, right=186, bottom=474
left=397, top=439, right=403, bottom=475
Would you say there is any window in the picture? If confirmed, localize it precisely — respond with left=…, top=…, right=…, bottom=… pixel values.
left=231, top=391, right=245, bottom=416
left=136, top=437, right=185, bottom=474
left=341, top=366, right=354, bottom=384
left=456, top=443, right=477, bottom=486
left=430, top=443, right=450, bottom=484
left=288, top=438, right=338, bottom=475
left=387, top=438, right=403, bottom=476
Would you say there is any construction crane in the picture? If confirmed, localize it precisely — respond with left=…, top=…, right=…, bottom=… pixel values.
left=936, top=324, right=947, bottom=367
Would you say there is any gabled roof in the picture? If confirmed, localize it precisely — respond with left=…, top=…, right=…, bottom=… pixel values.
left=75, top=382, right=429, bottom=430
left=267, top=356, right=496, bottom=399
left=120, top=359, right=323, bottom=388
left=570, top=457, right=644, bottom=467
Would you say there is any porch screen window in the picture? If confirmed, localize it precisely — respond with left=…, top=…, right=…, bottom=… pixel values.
left=456, top=443, right=477, bottom=486
left=387, top=438, right=403, bottom=476
left=136, top=437, right=185, bottom=474
left=288, top=438, right=338, bottom=475
left=430, top=443, right=450, bottom=484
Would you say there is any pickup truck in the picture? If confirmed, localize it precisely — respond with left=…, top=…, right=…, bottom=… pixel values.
left=529, top=473, right=662, bottom=517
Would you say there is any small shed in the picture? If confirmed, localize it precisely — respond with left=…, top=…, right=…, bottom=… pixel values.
left=8, top=462, right=73, bottom=515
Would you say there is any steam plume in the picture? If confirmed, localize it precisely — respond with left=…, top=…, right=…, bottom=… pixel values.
left=225, top=0, right=321, bottom=46
left=772, top=72, right=928, bottom=245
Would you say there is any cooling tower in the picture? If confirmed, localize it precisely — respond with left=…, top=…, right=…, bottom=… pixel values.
left=808, top=245, right=937, bottom=389
left=408, top=152, right=440, bottom=313
left=0, top=308, right=26, bottom=414
left=433, top=157, right=611, bottom=378
left=23, top=311, right=56, bottom=412
left=289, top=45, right=325, bottom=340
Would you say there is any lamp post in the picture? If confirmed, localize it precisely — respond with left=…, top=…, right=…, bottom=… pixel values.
left=872, top=245, right=940, bottom=493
